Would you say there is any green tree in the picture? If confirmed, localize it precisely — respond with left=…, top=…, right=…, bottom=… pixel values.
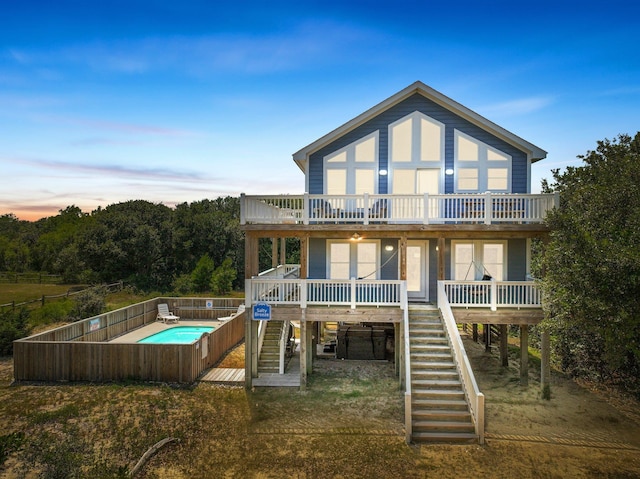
left=191, top=254, right=215, bottom=292
left=210, top=257, right=237, bottom=295
left=538, top=133, right=640, bottom=394
left=78, top=200, right=175, bottom=289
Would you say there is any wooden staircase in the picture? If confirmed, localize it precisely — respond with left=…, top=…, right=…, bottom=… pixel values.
left=409, top=306, right=477, bottom=443
left=258, top=320, right=285, bottom=374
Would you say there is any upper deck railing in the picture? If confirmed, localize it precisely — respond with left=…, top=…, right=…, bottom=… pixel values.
left=240, top=192, right=559, bottom=226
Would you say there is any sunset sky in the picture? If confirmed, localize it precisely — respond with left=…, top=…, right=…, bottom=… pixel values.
left=2, top=0, right=639, bottom=221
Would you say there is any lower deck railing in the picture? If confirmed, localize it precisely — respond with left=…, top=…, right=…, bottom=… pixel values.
left=247, top=278, right=404, bottom=308
left=442, top=279, right=541, bottom=310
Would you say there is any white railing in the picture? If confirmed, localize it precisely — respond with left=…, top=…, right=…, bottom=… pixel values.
left=248, top=278, right=404, bottom=308
left=278, top=320, right=290, bottom=375
left=437, top=281, right=485, bottom=444
left=258, top=264, right=301, bottom=279
left=241, top=192, right=559, bottom=225
left=442, top=280, right=542, bottom=310
left=401, top=282, right=412, bottom=443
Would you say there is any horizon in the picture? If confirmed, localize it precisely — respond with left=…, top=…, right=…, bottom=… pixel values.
left=2, top=1, right=639, bottom=222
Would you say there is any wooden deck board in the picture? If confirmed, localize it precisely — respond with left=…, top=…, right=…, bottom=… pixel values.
left=200, top=368, right=245, bottom=384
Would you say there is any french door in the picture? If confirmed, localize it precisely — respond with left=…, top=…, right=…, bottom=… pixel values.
left=407, top=240, right=429, bottom=301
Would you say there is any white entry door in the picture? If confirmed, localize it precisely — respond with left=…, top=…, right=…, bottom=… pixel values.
left=407, top=240, right=429, bottom=302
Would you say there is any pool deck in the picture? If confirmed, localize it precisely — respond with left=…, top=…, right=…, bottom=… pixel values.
left=109, top=319, right=224, bottom=343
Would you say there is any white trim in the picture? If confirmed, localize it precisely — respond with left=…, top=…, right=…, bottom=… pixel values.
left=454, top=129, right=512, bottom=193
left=293, top=81, right=547, bottom=172
left=323, top=131, right=379, bottom=195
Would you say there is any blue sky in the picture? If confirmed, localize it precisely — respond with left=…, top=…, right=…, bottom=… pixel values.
left=1, top=0, right=638, bottom=220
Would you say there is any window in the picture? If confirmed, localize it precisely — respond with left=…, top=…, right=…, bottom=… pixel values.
left=324, top=131, right=378, bottom=195
left=389, top=112, right=444, bottom=195
left=327, top=241, right=379, bottom=279
left=329, top=243, right=351, bottom=279
left=390, top=112, right=444, bottom=163
left=452, top=241, right=506, bottom=280
left=454, top=130, right=511, bottom=193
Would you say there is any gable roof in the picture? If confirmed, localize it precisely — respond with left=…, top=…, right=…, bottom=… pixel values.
left=293, top=81, right=547, bottom=172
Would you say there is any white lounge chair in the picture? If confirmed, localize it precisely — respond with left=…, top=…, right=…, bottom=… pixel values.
left=218, top=304, right=245, bottom=321
left=157, top=303, right=180, bottom=324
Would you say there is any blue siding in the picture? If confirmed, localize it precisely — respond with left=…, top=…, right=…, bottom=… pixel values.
left=507, top=239, right=528, bottom=280
left=308, top=93, right=529, bottom=194
left=308, top=238, right=326, bottom=279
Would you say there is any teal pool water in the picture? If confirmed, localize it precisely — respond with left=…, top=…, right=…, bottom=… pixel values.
left=138, top=326, right=214, bottom=344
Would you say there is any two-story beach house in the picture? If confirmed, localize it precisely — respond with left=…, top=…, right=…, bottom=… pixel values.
left=240, top=81, right=557, bottom=443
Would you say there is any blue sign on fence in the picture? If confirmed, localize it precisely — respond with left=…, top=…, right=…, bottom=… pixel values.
left=252, top=302, right=271, bottom=321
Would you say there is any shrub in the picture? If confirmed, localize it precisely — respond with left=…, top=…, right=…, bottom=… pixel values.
left=69, top=286, right=107, bottom=322
left=0, top=308, right=31, bottom=355
left=29, top=299, right=74, bottom=327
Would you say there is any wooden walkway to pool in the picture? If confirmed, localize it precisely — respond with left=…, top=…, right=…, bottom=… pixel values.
left=199, top=368, right=245, bottom=384
left=199, top=352, right=301, bottom=387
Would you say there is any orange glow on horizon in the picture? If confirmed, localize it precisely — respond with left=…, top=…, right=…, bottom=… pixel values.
left=0, top=207, right=64, bottom=222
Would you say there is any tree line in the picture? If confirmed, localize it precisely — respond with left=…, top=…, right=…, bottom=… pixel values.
left=0, top=197, right=249, bottom=292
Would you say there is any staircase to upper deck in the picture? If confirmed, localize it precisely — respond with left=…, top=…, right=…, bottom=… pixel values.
left=258, top=320, right=285, bottom=374
left=409, top=306, right=476, bottom=443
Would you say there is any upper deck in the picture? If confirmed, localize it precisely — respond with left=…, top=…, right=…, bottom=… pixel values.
left=240, top=192, right=558, bottom=226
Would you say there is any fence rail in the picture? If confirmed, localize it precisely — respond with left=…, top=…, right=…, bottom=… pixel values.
left=0, top=272, right=63, bottom=284
left=0, top=281, right=124, bottom=311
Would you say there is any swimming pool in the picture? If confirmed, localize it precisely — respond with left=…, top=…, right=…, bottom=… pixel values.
left=138, top=326, right=214, bottom=344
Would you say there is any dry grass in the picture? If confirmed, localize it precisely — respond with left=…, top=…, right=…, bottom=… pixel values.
left=1, top=334, right=640, bottom=479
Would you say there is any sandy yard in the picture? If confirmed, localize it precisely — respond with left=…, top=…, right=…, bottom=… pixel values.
left=1, top=328, right=639, bottom=478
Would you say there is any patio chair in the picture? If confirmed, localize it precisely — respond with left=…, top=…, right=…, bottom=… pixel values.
left=218, top=304, right=245, bottom=321
left=156, top=303, right=180, bottom=324
left=369, top=198, right=388, bottom=220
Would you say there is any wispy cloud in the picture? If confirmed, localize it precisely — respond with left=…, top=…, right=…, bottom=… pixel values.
left=16, top=158, right=214, bottom=182
left=479, top=96, right=555, bottom=117
left=8, top=21, right=381, bottom=76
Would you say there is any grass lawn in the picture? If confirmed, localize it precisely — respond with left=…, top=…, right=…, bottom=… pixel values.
left=0, top=283, right=84, bottom=306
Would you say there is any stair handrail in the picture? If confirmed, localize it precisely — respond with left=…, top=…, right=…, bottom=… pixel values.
left=278, top=320, right=290, bottom=375
left=257, top=317, right=267, bottom=361
left=437, top=280, right=485, bottom=445
left=402, top=282, right=412, bottom=443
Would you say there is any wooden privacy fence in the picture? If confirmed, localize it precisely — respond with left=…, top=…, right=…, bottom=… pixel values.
left=13, top=297, right=245, bottom=383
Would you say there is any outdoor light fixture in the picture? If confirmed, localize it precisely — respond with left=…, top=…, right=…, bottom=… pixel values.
left=379, top=169, right=388, bottom=176
left=445, top=168, right=454, bottom=175
left=351, top=233, right=362, bottom=241
left=384, top=244, right=394, bottom=252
